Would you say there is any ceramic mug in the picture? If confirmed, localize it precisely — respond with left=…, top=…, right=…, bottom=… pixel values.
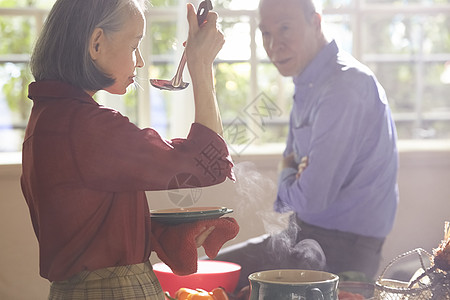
left=248, top=269, right=339, bottom=300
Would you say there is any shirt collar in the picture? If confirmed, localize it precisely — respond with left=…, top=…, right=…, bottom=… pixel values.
left=28, top=80, right=98, bottom=105
left=293, top=40, right=338, bottom=87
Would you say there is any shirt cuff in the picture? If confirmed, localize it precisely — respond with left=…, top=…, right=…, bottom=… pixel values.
left=274, top=167, right=297, bottom=213
left=189, top=123, right=235, bottom=182
left=279, top=167, right=298, bottom=182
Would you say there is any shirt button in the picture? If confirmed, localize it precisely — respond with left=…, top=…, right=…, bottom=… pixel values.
left=309, top=83, right=313, bottom=88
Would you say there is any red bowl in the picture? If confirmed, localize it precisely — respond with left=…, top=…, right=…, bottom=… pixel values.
left=153, top=260, right=241, bottom=297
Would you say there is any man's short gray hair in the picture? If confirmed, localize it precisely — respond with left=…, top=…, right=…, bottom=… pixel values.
left=30, top=0, right=146, bottom=92
left=259, top=0, right=322, bottom=22
left=297, top=0, right=323, bottom=20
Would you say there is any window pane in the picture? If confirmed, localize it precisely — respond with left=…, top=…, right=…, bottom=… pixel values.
left=226, top=0, right=259, bottom=10
left=218, top=61, right=293, bottom=152
left=149, top=63, right=172, bottom=136
left=0, top=12, right=41, bottom=152
left=368, top=62, right=416, bottom=113
left=422, top=62, right=450, bottom=114
left=149, top=20, right=177, bottom=56
left=256, top=63, right=292, bottom=144
left=147, top=19, right=179, bottom=136
left=323, top=0, right=355, bottom=9
left=364, top=0, right=449, bottom=4
left=323, top=15, right=353, bottom=52
left=423, top=14, right=450, bottom=53
left=367, top=60, right=450, bottom=139
left=362, top=10, right=450, bottom=140
left=0, top=15, right=36, bottom=54
left=219, top=16, right=251, bottom=61
left=1, top=0, right=54, bottom=8
left=362, top=14, right=450, bottom=54
left=255, top=27, right=268, bottom=61
left=0, top=62, right=32, bottom=152
left=147, top=0, right=178, bottom=7
left=216, top=62, right=251, bottom=121
left=2, top=0, right=450, bottom=154
left=257, top=63, right=293, bottom=120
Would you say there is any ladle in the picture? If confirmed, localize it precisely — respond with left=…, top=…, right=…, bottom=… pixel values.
left=150, top=0, right=212, bottom=91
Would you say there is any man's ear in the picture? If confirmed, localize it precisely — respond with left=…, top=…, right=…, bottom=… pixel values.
left=312, top=12, right=322, bottom=32
left=89, top=28, right=104, bottom=60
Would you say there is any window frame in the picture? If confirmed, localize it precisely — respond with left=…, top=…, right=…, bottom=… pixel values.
left=1, top=1, right=450, bottom=155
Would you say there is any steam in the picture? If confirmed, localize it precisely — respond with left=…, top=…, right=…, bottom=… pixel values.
left=131, top=76, right=145, bottom=91
left=232, top=161, right=327, bottom=271
left=268, top=221, right=326, bottom=270
left=232, top=161, right=286, bottom=233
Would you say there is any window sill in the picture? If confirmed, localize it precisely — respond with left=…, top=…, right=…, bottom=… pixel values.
left=1, top=139, right=450, bottom=166
left=0, top=152, right=21, bottom=165
left=397, top=139, right=450, bottom=152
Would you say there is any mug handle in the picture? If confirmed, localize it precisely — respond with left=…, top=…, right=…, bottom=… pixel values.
left=306, top=287, right=324, bottom=300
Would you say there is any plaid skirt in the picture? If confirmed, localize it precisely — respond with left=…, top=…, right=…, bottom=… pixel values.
left=48, top=261, right=165, bottom=300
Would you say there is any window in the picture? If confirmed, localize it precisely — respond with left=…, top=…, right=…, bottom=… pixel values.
left=1, top=0, right=450, bottom=154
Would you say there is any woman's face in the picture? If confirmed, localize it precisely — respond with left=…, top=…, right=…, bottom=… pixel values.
left=92, top=11, right=146, bottom=95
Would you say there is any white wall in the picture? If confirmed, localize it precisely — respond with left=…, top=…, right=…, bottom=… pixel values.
left=0, top=162, right=50, bottom=299
left=1, top=145, right=449, bottom=299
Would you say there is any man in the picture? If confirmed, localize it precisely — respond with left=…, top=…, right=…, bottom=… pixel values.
left=214, top=0, right=399, bottom=290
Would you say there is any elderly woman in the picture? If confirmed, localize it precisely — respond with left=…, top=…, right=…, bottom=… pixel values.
left=21, top=0, right=237, bottom=299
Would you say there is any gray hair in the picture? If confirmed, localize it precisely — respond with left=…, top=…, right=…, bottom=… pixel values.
left=259, top=0, right=322, bottom=23
left=30, top=0, right=146, bottom=91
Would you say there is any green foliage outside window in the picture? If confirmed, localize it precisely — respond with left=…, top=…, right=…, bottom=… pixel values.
left=0, top=0, right=37, bottom=138
left=1, top=0, right=450, bottom=152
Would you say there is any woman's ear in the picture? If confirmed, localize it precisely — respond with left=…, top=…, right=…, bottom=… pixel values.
left=89, top=28, right=104, bottom=60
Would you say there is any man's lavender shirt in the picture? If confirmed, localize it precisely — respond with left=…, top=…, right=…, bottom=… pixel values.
left=275, top=40, right=399, bottom=238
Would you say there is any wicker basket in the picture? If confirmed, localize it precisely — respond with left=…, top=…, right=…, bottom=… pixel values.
left=374, top=248, right=450, bottom=300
